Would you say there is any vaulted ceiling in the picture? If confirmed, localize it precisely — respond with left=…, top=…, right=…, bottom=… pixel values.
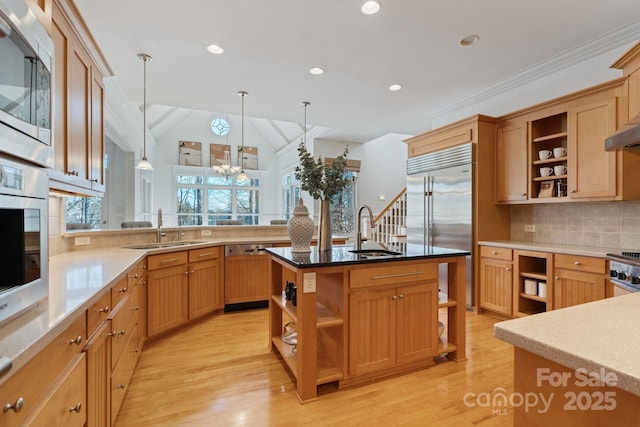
left=75, top=0, right=640, bottom=150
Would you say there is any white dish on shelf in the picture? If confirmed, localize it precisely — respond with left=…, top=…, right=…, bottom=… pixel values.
left=524, top=279, right=538, bottom=295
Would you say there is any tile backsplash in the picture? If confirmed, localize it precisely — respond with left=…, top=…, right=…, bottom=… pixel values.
left=510, top=201, right=640, bottom=249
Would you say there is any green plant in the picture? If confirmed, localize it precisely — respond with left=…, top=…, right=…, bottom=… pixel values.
left=295, top=142, right=350, bottom=200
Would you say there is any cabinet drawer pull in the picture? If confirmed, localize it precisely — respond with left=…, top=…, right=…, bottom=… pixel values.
left=398, top=294, right=404, bottom=299
left=491, top=250, right=497, bottom=254
left=198, top=252, right=216, bottom=257
left=116, top=384, right=125, bottom=390
left=371, top=272, right=423, bottom=280
left=99, top=306, right=110, bottom=313
left=505, top=267, right=511, bottom=271
left=91, top=178, right=98, bottom=183
left=391, top=295, right=397, bottom=300
left=160, top=258, right=183, bottom=264
left=3, top=397, right=24, bottom=413
left=69, top=402, right=82, bottom=413
left=108, top=330, right=118, bottom=337
left=132, top=305, right=140, bottom=311
left=131, top=273, right=139, bottom=279
left=555, top=276, right=560, bottom=280
left=69, top=336, right=83, bottom=346
left=574, top=261, right=581, bottom=265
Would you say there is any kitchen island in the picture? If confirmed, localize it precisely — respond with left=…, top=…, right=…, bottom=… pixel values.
left=494, top=293, right=640, bottom=426
left=266, top=243, right=468, bottom=403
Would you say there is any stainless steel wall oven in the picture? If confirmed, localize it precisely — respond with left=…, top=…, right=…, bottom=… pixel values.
left=0, top=154, right=48, bottom=323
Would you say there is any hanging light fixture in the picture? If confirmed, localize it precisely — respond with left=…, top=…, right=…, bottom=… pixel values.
left=213, top=92, right=245, bottom=179
left=302, top=101, right=310, bottom=144
left=135, top=53, right=154, bottom=170
left=236, top=91, right=249, bottom=183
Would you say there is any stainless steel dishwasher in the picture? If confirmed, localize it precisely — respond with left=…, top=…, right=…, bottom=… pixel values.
left=224, top=243, right=273, bottom=310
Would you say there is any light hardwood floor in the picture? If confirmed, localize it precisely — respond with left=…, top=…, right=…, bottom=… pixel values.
left=115, top=310, right=514, bottom=426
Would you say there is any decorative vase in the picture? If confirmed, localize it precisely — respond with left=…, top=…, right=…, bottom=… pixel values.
left=287, top=198, right=314, bottom=253
left=318, top=198, right=332, bottom=252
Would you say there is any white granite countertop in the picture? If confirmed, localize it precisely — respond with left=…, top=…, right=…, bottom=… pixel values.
left=494, top=292, right=640, bottom=397
left=0, top=235, right=331, bottom=386
left=477, top=240, right=624, bottom=258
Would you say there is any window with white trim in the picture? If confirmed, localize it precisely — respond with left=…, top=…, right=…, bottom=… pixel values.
left=176, top=170, right=260, bottom=225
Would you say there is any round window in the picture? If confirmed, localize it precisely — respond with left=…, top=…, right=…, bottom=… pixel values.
left=210, top=117, right=229, bottom=136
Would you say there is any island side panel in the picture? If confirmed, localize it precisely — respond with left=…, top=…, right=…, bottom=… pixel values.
left=269, top=258, right=284, bottom=350
left=295, top=267, right=318, bottom=403
left=513, top=347, right=640, bottom=426
left=447, top=256, right=467, bottom=361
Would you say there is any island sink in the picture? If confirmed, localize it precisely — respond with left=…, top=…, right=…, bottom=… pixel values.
left=348, top=249, right=402, bottom=257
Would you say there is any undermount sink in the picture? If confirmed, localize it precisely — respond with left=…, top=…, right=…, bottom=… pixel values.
left=349, top=249, right=402, bottom=257
left=123, top=241, right=202, bottom=250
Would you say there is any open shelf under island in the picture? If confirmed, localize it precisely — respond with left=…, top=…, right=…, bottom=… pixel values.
left=266, top=243, right=469, bottom=403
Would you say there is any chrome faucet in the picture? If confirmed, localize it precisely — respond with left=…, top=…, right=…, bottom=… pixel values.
left=157, top=208, right=165, bottom=243
left=356, top=205, right=375, bottom=251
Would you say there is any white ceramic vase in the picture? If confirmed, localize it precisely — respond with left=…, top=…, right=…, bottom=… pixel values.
left=288, top=199, right=314, bottom=253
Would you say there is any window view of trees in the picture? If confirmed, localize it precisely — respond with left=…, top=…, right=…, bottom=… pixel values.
left=330, top=172, right=356, bottom=234
left=65, top=197, right=102, bottom=229
left=177, top=173, right=260, bottom=225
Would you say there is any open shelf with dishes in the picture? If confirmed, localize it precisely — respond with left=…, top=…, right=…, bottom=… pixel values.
left=530, top=112, right=568, bottom=200
left=514, top=250, right=553, bottom=316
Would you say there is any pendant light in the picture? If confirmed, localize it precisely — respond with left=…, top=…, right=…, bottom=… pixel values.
left=302, top=101, right=310, bottom=144
left=135, top=53, right=153, bottom=170
left=236, top=90, right=249, bottom=183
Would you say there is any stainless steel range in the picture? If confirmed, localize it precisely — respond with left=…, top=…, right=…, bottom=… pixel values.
left=607, top=252, right=640, bottom=293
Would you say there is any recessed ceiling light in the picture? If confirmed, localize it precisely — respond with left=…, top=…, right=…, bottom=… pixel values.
left=361, top=1, right=381, bottom=15
left=309, top=67, right=324, bottom=75
left=206, top=44, right=224, bottom=54
left=459, top=35, right=479, bottom=46
left=389, top=84, right=402, bottom=91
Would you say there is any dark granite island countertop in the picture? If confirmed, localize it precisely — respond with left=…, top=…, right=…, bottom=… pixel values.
left=265, top=243, right=470, bottom=268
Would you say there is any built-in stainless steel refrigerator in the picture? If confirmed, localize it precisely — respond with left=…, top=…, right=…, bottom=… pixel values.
left=406, top=143, right=473, bottom=308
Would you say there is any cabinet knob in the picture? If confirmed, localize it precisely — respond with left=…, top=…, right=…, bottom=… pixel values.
left=505, top=267, right=511, bottom=271
left=69, top=336, right=83, bottom=346
left=99, top=306, right=110, bottom=313
left=3, top=397, right=24, bottom=413
left=521, top=193, right=527, bottom=196
left=132, top=305, right=140, bottom=311
left=116, top=384, right=125, bottom=390
left=68, top=402, right=82, bottom=413
left=555, top=276, right=560, bottom=280
left=570, top=190, right=577, bottom=193
left=119, top=287, right=128, bottom=294
left=190, top=270, right=195, bottom=274
left=184, top=271, right=189, bottom=276
left=108, top=330, right=118, bottom=337
left=90, top=178, right=98, bottom=183
left=119, top=329, right=126, bottom=336
left=491, top=251, right=497, bottom=254
left=132, top=273, right=139, bottom=279
left=391, top=295, right=397, bottom=300
left=574, top=261, right=581, bottom=266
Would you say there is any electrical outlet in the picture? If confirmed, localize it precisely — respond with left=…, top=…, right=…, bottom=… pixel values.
left=524, top=224, right=536, bottom=232
left=201, top=229, right=212, bottom=236
left=74, top=236, right=91, bottom=246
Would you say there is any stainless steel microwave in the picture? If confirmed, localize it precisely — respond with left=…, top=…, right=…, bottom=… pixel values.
left=0, top=0, right=53, bottom=167
left=0, top=154, right=48, bottom=324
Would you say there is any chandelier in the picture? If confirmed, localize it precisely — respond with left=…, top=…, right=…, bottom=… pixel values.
left=213, top=90, right=250, bottom=180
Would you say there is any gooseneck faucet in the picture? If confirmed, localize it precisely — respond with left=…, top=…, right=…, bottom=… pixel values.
left=356, top=205, right=375, bottom=251
left=157, top=208, right=165, bottom=243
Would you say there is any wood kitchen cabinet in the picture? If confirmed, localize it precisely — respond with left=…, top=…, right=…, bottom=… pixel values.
left=496, top=120, right=528, bottom=202
left=478, top=246, right=513, bottom=316
left=50, top=1, right=105, bottom=196
left=147, top=246, right=223, bottom=339
left=147, top=251, right=189, bottom=338
left=567, top=98, right=617, bottom=199
left=85, top=322, right=111, bottom=427
left=553, top=254, right=606, bottom=309
left=188, top=246, right=224, bottom=319
left=225, top=250, right=271, bottom=304
left=513, top=250, right=553, bottom=316
left=0, top=314, right=86, bottom=427
left=348, top=262, right=439, bottom=377
left=349, top=282, right=439, bottom=376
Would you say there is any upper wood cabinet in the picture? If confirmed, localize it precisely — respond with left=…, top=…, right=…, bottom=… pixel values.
left=496, top=79, right=640, bottom=203
left=496, top=121, right=528, bottom=202
left=611, top=41, right=640, bottom=121
left=50, top=1, right=105, bottom=197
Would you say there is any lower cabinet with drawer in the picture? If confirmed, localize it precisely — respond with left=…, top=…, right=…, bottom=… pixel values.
left=478, top=245, right=514, bottom=316
left=0, top=314, right=87, bottom=427
left=554, top=254, right=606, bottom=309
left=348, top=262, right=439, bottom=377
